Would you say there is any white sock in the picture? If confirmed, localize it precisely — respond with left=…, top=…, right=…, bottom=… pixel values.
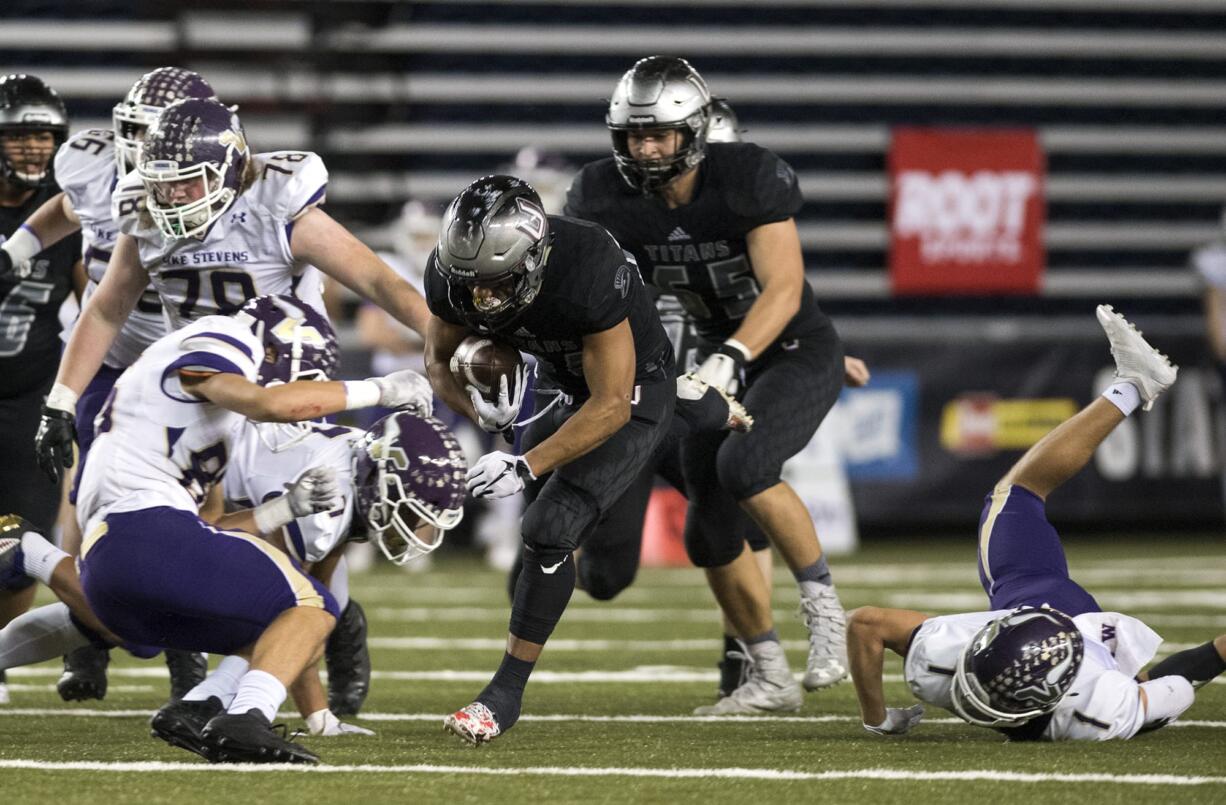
left=1102, top=381, right=1141, bottom=416
left=0, top=602, right=91, bottom=669
left=20, top=531, right=69, bottom=585
left=227, top=669, right=286, bottom=722
left=183, top=655, right=249, bottom=707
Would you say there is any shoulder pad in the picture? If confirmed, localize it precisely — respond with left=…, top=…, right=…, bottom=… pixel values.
left=563, top=159, right=624, bottom=219
left=111, top=170, right=149, bottom=236
left=55, top=129, right=115, bottom=199
left=713, top=143, right=803, bottom=222
left=247, top=151, right=329, bottom=222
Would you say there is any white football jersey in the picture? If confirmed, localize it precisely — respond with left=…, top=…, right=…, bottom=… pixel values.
left=112, top=150, right=329, bottom=329
left=75, top=315, right=262, bottom=532
left=224, top=420, right=360, bottom=564
left=904, top=609, right=1165, bottom=741
left=55, top=128, right=165, bottom=367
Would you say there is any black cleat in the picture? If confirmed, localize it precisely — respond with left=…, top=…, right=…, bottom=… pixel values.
left=164, top=650, right=208, bottom=701
left=58, top=644, right=110, bottom=701
left=201, top=709, right=320, bottom=765
left=150, top=696, right=224, bottom=760
left=325, top=599, right=371, bottom=717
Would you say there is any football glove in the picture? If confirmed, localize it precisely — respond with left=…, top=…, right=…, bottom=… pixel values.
left=466, top=451, right=535, bottom=499
left=863, top=704, right=925, bottom=736
left=695, top=340, right=749, bottom=396
left=369, top=369, right=434, bottom=415
left=252, top=466, right=341, bottom=534
left=34, top=402, right=77, bottom=485
left=468, top=364, right=526, bottom=434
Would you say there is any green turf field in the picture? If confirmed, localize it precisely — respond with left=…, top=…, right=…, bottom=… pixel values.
left=1, top=535, right=1223, bottom=804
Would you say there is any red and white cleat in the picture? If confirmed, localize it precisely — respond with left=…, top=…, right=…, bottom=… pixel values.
left=443, top=702, right=502, bottom=746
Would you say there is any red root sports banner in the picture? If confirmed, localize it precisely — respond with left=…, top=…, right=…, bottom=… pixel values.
left=889, top=128, right=1046, bottom=295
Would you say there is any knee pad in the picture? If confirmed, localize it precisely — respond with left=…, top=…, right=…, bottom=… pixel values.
left=683, top=516, right=743, bottom=569
left=577, top=552, right=637, bottom=601
left=716, top=435, right=780, bottom=502
left=521, top=479, right=599, bottom=559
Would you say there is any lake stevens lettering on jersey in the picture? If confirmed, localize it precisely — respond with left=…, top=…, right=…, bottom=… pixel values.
left=644, top=240, right=731, bottom=263
left=162, top=251, right=252, bottom=266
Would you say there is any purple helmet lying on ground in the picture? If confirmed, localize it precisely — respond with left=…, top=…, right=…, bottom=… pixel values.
left=113, top=67, right=217, bottom=176
left=353, top=412, right=467, bottom=565
left=138, top=97, right=249, bottom=239
left=951, top=606, right=1085, bottom=728
left=234, top=295, right=339, bottom=451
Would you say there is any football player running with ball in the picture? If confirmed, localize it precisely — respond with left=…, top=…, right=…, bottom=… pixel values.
left=566, top=57, right=858, bottom=705
left=424, top=175, right=677, bottom=744
left=848, top=306, right=1226, bottom=741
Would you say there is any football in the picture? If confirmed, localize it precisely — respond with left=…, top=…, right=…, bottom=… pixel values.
left=449, top=335, right=525, bottom=401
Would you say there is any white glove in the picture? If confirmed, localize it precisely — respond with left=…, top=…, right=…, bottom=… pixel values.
left=285, top=466, right=342, bottom=517
left=695, top=340, right=749, bottom=396
left=863, top=704, right=924, bottom=736
left=468, top=365, right=526, bottom=433
left=467, top=450, right=535, bottom=499
left=369, top=369, right=434, bottom=415
left=305, top=708, right=376, bottom=737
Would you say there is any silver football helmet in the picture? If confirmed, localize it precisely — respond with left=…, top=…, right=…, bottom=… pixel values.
left=434, top=174, right=551, bottom=330
left=606, top=56, right=712, bottom=193
left=706, top=99, right=742, bottom=144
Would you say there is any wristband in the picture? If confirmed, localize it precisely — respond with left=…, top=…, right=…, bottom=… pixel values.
left=252, top=494, right=294, bottom=534
left=343, top=380, right=382, bottom=410
left=2, top=224, right=42, bottom=265
left=719, top=338, right=752, bottom=365
left=45, top=382, right=80, bottom=414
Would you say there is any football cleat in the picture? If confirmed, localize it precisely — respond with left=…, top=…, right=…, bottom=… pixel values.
left=799, top=583, right=849, bottom=691
left=58, top=644, right=110, bottom=701
left=716, top=639, right=751, bottom=699
left=443, top=701, right=502, bottom=746
left=150, top=695, right=224, bottom=760
left=0, top=669, right=9, bottom=705
left=676, top=373, right=754, bottom=433
left=325, top=599, right=371, bottom=717
left=201, top=709, right=320, bottom=765
left=693, top=641, right=802, bottom=715
left=1096, top=305, right=1178, bottom=411
left=165, top=650, right=208, bottom=702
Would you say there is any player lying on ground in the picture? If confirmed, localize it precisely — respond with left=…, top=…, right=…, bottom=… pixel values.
left=847, top=306, right=1226, bottom=741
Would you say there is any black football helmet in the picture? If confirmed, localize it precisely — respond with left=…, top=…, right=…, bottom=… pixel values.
left=0, top=74, right=69, bottom=189
left=433, top=174, right=551, bottom=331
left=606, top=56, right=711, bottom=193
left=950, top=606, right=1085, bottom=728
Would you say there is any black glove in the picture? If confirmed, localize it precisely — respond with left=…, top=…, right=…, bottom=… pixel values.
left=35, top=406, right=77, bottom=484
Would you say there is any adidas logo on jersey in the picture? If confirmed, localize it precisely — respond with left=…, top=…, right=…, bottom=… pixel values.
left=667, top=226, right=691, bottom=242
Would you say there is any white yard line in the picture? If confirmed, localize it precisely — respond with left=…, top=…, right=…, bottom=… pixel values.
left=0, top=759, right=1222, bottom=785
left=364, top=637, right=1205, bottom=653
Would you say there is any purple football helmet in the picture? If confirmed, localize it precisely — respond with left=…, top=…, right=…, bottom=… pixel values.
left=951, top=606, right=1085, bottom=728
left=234, top=295, right=340, bottom=451
left=138, top=97, right=249, bottom=239
left=353, top=412, right=467, bottom=565
left=113, top=67, right=216, bottom=176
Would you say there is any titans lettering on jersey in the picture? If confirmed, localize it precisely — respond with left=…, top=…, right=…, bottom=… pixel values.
left=224, top=420, right=360, bottom=564
left=566, top=141, right=828, bottom=345
left=111, top=150, right=329, bottom=328
left=74, top=315, right=262, bottom=533
left=424, top=216, right=674, bottom=395
left=55, top=128, right=164, bottom=367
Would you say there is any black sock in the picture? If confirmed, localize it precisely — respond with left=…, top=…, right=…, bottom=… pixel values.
left=477, top=652, right=536, bottom=731
left=1147, top=641, right=1226, bottom=686
left=722, top=634, right=741, bottom=655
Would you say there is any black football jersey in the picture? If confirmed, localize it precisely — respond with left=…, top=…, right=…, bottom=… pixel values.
left=0, top=184, right=79, bottom=397
left=424, top=215, right=673, bottom=396
left=566, top=141, right=829, bottom=345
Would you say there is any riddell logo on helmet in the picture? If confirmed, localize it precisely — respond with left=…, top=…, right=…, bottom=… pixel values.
left=628, top=115, right=656, bottom=124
